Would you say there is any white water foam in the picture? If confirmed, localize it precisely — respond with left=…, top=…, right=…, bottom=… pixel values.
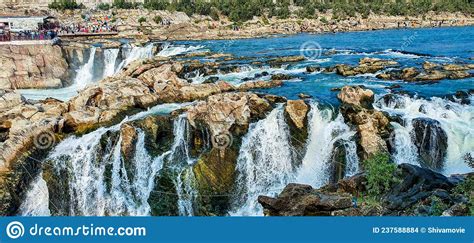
left=232, top=106, right=296, bottom=216
left=376, top=95, right=474, bottom=175
left=231, top=104, right=359, bottom=216
left=116, top=43, right=155, bottom=72
left=18, top=103, right=188, bottom=216
left=296, top=104, right=358, bottom=187
left=19, top=173, right=51, bottom=216
left=103, top=48, right=120, bottom=77
left=157, top=42, right=205, bottom=57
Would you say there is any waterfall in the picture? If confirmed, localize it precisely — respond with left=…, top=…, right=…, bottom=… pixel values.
left=232, top=106, right=296, bottom=216
left=17, top=103, right=188, bottom=216
left=231, top=104, right=359, bottom=216
left=166, top=115, right=197, bottom=216
left=46, top=127, right=167, bottom=216
left=116, top=43, right=155, bottom=72
left=103, top=48, right=120, bottom=78
left=75, top=46, right=97, bottom=89
left=376, top=94, right=474, bottom=175
left=296, top=104, right=358, bottom=188
left=18, top=173, right=51, bottom=216
left=390, top=122, right=419, bottom=166
left=176, top=167, right=197, bottom=216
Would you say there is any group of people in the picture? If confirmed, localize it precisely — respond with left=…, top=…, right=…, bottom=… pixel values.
left=0, top=29, right=58, bottom=42
left=0, top=16, right=118, bottom=42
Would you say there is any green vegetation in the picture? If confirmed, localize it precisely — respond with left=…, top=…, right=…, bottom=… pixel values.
left=97, top=3, right=111, bottom=11
left=138, top=16, right=147, bottom=24
left=453, top=176, right=474, bottom=215
left=153, top=15, right=163, bottom=24
left=429, top=196, right=449, bottom=216
left=54, top=0, right=473, bottom=21
left=48, top=0, right=83, bottom=10
left=113, top=0, right=141, bottom=9
left=363, top=153, right=398, bottom=196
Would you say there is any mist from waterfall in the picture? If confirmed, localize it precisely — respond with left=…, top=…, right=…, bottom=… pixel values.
left=376, top=94, right=474, bottom=175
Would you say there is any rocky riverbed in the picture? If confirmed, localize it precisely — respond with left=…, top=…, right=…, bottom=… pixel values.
left=0, top=27, right=473, bottom=216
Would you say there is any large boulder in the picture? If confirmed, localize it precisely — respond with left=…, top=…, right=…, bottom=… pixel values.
left=186, top=92, right=272, bottom=138
left=335, top=58, right=398, bottom=76
left=411, top=118, right=448, bottom=171
left=384, top=164, right=455, bottom=211
left=337, top=86, right=374, bottom=109
left=338, top=86, right=391, bottom=160
left=258, top=183, right=353, bottom=216
left=0, top=90, right=24, bottom=111
left=284, top=100, right=309, bottom=129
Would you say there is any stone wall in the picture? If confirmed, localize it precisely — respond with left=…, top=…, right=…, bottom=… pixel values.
left=0, top=44, right=69, bottom=89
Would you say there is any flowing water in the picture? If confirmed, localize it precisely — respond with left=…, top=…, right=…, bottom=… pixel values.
left=103, top=48, right=120, bottom=78
left=16, top=27, right=474, bottom=216
left=115, top=43, right=155, bottom=72
left=18, top=173, right=51, bottom=216
left=18, top=103, right=188, bottom=216
left=376, top=94, right=474, bottom=175
left=296, top=104, right=359, bottom=188
left=232, top=106, right=296, bottom=216
left=232, top=104, right=359, bottom=215
left=157, top=42, right=205, bottom=57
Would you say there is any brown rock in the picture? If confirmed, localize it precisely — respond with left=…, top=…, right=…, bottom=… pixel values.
left=337, top=86, right=374, bottom=109
left=284, top=100, right=308, bottom=129
left=258, top=183, right=353, bottom=216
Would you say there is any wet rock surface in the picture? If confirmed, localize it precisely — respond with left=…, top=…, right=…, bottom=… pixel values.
left=338, top=86, right=391, bottom=160
left=411, top=118, right=448, bottom=171
left=331, top=57, right=474, bottom=82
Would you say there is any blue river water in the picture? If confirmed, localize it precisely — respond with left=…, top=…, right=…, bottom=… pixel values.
left=176, top=26, right=474, bottom=105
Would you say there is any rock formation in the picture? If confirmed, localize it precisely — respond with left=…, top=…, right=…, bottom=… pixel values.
left=337, top=86, right=391, bottom=161
left=259, top=164, right=472, bottom=216
left=0, top=44, right=69, bottom=89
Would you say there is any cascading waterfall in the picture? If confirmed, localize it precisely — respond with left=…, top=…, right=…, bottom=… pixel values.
left=75, top=46, right=97, bottom=89
left=17, top=103, right=187, bottom=216
left=116, top=43, right=155, bottom=72
left=19, top=173, right=51, bottom=216
left=232, top=103, right=359, bottom=216
left=376, top=94, right=474, bottom=175
left=390, top=122, right=419, bottom=166
left=46, top=127, right=165, bottom=216
left=232, top=106, right=296, bottom=216
left=166, top=115, right=197, bottom=216
left=103, top=48, right=120, bottom=78
left=296, top=104, right=358, bottom=188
